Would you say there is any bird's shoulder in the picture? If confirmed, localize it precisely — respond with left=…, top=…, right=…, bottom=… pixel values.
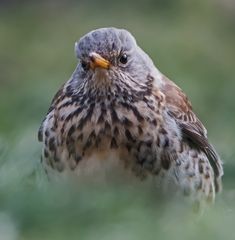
left=160, top=75, right=206, bottom=136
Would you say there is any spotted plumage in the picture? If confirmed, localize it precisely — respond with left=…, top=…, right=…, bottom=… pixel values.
left=38, top=27, right=223, bottom=204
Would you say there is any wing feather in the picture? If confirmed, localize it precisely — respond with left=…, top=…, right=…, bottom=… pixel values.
left=161, top=76, right=223, bottom=191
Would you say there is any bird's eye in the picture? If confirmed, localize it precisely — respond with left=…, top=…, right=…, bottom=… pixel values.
left=81, top=61, right=89, bottom=70
left=119, top=53, right=128, bottom=64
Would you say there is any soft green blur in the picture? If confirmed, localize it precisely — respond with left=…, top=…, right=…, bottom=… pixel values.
left=0, top=0, right=235, bottom=239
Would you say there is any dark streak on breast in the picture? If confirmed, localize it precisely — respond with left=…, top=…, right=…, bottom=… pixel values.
left=77, top=103, right=95, bottom=130
left=122, top=117, right=133, bottom=127
left=130, top=106, right=144, bottom=122
left=48, top=137, right=55, bottom=151
left=110, top=137, right=118, bottom=149
left=125, top=129, right=135, bottom=142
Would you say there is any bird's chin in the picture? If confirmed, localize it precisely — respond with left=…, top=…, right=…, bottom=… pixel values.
left=91, top=68, right=112, bottom=86
left=93, top=67, right=109, bottom=77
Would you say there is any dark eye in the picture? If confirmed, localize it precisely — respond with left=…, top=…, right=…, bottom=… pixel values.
left=119, top=53, right=128, bottom=64
left=81, top=61, right=89, bottom=70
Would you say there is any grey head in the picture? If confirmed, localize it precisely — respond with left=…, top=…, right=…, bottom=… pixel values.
left=73, top=28, right=156, bottom=95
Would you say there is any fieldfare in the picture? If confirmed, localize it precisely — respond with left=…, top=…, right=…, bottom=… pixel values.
left=38, top=28, right=223, bottom=204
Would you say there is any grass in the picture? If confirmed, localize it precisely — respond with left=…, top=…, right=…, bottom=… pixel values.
left=0, top=0, right=235, bottom=239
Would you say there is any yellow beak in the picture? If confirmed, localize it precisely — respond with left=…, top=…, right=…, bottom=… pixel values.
left=89, top=52, right=110, bottom=69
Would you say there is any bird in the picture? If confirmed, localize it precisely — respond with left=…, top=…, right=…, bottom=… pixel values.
left=38, top=27, right=223, bottom=204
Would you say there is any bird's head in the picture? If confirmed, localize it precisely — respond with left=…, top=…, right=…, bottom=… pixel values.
left=74, top=28, right=156, bottom=95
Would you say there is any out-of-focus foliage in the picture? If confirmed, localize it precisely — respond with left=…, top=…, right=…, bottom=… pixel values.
left=0, top=0, right=235, bottom=239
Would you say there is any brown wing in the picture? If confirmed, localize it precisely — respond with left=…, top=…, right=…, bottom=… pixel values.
left=161, top=76, right=223, bottom=191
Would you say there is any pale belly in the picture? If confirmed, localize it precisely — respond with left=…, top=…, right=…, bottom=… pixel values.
left=44, top=151, right=181, bottom=201
left=44, top=148, right=154, bottom=185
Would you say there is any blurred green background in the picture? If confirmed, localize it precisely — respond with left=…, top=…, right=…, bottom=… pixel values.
left=0, top=0, right=235, bottom=239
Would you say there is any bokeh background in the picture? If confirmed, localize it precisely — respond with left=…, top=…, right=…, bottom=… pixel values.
left=0, top=0, right=235, bottom=239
